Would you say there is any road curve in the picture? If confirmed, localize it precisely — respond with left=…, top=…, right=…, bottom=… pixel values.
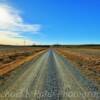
left=0, top=49, right=98, bottom=100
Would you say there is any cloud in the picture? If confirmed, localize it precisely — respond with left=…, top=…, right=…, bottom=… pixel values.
left=0, top=3, right=41, bottom=45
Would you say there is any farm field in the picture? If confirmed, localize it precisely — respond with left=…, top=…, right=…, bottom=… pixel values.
left=0, top=45, right=47, bottom=75
left=55, top=46, right=100, bottom=88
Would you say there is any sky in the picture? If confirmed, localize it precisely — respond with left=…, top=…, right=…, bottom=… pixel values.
left=0, top=0, right=100, bottom=45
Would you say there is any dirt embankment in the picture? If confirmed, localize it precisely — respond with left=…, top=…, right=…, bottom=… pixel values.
left=0, top=48, right=47, bottom=76
left=55, top=48, right=100, bottom=87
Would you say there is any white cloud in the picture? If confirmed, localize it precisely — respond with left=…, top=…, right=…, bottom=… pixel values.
left=0, top=3, right=41, bottom=45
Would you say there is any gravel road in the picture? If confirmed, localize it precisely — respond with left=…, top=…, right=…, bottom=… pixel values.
left=0, top=49, right=99, bottom=100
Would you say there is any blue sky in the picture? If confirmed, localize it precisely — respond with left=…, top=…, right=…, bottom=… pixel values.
left=0, top=0, right=100, bottom=45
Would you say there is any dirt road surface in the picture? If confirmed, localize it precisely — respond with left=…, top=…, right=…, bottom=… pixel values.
left=0, top=49, right=99, bottom=100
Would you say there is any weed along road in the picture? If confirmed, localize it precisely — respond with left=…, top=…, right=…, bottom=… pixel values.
left=0, top=49, right=99, bottom=100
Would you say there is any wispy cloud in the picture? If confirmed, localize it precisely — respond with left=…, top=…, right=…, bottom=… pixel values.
left=0, top=3, right=41, bottom=45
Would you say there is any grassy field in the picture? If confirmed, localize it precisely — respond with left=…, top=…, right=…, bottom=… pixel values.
left=0, top=45, right=47, bottom=76
left=55, top=45, right=100, bottom=88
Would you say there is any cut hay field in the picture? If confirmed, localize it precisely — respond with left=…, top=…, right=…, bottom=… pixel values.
left=55, top=46, right=100, bottom=88
left=0, top=45, right=47, bottom=76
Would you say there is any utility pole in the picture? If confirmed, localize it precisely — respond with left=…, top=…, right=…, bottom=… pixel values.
left=24, top=40, right=26, bottom=46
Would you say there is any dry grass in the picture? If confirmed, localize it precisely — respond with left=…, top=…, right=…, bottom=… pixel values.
left=56, top=47, right=100, bottom=87
left=0, top=47, right=47, bottom=76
